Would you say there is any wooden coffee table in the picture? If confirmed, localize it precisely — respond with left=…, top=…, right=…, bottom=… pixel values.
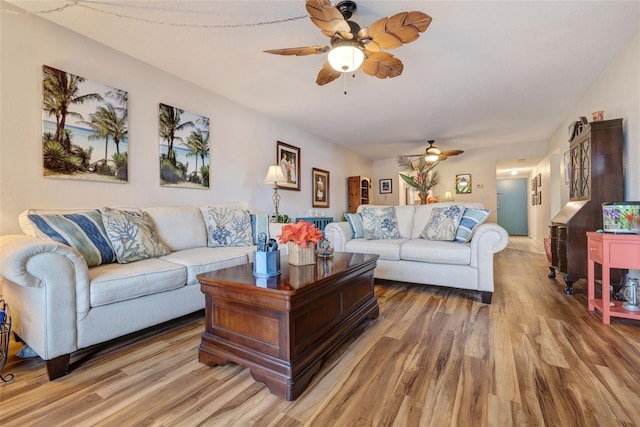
left=197, top=252, right=379, bottom=401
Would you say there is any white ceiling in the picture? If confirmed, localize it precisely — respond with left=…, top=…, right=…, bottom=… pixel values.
left=7, top=0, right=640, bottom=173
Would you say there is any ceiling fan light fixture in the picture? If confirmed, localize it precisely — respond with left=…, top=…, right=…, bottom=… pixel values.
left=328, top=44, right=364, bottom=73
left=425, top=144, right=441, bottom=162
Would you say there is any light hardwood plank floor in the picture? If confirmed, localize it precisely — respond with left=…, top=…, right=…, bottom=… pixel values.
left=2, top=247, right=640, bottom=426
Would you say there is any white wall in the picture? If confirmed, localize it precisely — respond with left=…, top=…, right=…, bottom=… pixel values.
left=0, top=9, right=372, bottom=234
left=529, top=30, right=640, bottom=248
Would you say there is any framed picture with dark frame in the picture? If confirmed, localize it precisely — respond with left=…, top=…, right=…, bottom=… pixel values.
left=276, top=141, right=300, bottom=191
left=379, top=178, right=392, bottom=194
left=312, top=168, right=330, bottom=208
left=537, top=173, right=542, bottom=187
left=532, top=193, right=536, bottom=206
left=531, top=176, right=537, bottom=191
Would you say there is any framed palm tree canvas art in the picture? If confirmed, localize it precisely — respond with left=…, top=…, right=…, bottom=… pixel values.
left=158, top=103, right=210, bottom=189
left=42, top=65, right=128, bottom=182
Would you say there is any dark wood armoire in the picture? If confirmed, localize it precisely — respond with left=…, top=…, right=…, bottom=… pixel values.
left=548, top=118, right=624, bottom=294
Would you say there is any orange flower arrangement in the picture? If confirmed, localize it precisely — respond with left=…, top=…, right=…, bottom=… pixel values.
left=278, top=221, right=323, bottom=248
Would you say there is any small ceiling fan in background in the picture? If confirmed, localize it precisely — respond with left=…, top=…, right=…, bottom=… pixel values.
left=402, top=140, right=464, bottom=162
left=264, top=0, right=432, bottom=87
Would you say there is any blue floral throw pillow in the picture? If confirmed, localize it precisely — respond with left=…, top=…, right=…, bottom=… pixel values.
left=361, top=207, right=401, bottom=240
left=421, top=205, right=465, bottom=241
left=100, top=207, right=170, bottom=264
left=200, top=207, right=253, bottom=248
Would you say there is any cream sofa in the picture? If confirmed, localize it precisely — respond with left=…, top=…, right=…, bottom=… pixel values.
left=0, top=203, right=283, bottom=380
left=324, top=203, right=509, bottom=304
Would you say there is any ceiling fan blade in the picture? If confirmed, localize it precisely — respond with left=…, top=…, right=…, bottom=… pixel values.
left=264, top=45, right=330, bottom=56
left=306, top=0, right=352, bottom=39
left=362, top=52, right=403, bottom=79
left=368, top=11, right=432, bottom=49
left=441, top=149, right=464, bottom=156
left=316, top=61, right=341, bottom=86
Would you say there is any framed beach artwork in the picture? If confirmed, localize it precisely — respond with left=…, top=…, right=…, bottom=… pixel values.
left=312, top=168, right=330, bottom=208
left=379, top=178, right=392, bottom=194
left=158, top=103, right=210, bottom=189
left=277, top=141, right=300, bottom=191
left=42, top=65, right=128, bottom=182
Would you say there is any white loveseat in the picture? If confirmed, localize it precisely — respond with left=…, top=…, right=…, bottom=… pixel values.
left=0, top=203, right=283, bottom=380
left=324, top=203, right=509, bottom=304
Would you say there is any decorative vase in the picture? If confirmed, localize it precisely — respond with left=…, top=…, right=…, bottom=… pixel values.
left=287, top=242, right=316, bottom=266
left=418, top=193, right=428, bottom=205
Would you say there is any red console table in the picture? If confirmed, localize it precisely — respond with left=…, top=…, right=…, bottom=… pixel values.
left=587, top=231, right=640, bottom=324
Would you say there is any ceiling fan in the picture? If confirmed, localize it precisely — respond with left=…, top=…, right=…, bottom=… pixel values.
left=264, top=0, right=432, bottom=86
left=403, top=140, right=464, bottom=162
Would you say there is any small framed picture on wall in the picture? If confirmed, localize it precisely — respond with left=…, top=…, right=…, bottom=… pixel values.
left=276, top=141, right=300, bottom=191
left=379, top=178, right=392, bottom=194
left=312, top=168, right=330, bottom=208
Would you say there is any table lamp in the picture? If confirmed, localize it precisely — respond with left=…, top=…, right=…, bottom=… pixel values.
left=264, top=165, right=287, bottom=219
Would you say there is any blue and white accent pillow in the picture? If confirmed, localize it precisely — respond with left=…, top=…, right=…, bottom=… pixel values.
left=454, top=208, right=490, bottom=243
left=27, top=210, right=116, bottom=267
left=421, top=205, right=465, bottom=241
left=100, top=207, right=170, bottom=264
left=345, top=213, right=365, bottom=239
left=360, top=207, right=401, bottom=240
left=200, top=207, right=253, bottom=248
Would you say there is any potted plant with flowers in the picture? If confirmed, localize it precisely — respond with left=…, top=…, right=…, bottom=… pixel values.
left=277, top=220, right=323, bottom=265
left=397, top=156, right=439, bottom=205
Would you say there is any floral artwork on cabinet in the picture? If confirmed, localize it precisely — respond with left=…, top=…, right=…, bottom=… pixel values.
left=42, top=65, right=128, bottom=182
left=158, top=103, right=210, bottom=189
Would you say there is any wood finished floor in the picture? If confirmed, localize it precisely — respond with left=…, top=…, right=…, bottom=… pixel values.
left=2, top=246, right=640, bottom=426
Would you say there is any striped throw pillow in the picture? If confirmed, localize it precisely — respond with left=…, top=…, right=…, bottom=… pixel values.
left=454, top=208, right=490, bottom=243
left=27, top=210, right=116, bottom=267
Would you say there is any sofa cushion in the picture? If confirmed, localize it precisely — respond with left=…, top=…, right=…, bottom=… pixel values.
left=89, top=258, right=187, bottom=307
left=400, top=239, right=471, bottom=265
left=25, top=210, right=116, bottom=267
left=345, top=213, right=365, bottom=238
left=161, top=247, right=253, bottom=285
left=421, top=205, right=465, bottom=241
left=454, top=208, right=491, bottom=243
left=360, top=207, right=401, bottom=240
left=345, top=238, right=407, bottom=261
left=101, top=207, right=170, bottom=263
left=199, top=206, right=254, bottom=247
left=144, top=206, right=207, bottom=251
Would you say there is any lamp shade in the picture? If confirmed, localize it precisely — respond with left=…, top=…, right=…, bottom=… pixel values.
left=328, top=45, right=365, bottom=73
left=264, top=165, right=286, bottom=185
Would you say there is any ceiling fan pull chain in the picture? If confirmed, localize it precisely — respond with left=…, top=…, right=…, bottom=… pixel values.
left=343, top=72, right=348, bottom=95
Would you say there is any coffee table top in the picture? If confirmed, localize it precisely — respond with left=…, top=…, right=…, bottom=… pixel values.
left=198, top=252, right=378, bottom=294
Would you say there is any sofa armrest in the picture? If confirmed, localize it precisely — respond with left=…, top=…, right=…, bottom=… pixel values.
left=469, top=223, right=509, bottom=291
left=324, top=222, right=353, bottom=252
left=0, top=234, right=92, bottom=359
